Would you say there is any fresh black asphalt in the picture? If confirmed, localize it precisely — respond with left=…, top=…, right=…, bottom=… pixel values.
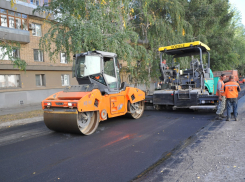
left=0, top=109, right=215, bottom=182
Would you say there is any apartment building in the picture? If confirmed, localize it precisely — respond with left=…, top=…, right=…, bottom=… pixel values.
left=0, top=0, right=77, bottom=108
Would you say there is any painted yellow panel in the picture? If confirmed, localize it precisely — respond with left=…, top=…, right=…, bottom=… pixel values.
left=158, top=41, right=210, bottom=52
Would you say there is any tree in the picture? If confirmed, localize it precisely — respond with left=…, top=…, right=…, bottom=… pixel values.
left=35, top=0, right=160, bottom=86
left=36, top=3, right=139, bottom=63
left=129, top=0, right=192, bottom=84
left=182, top=0, right=238, bottom=71
left=231, top=6, right=245, bottom=75
left=35, top=0, right=194, bottom=87
left=34, top=0, right=245, bottom=85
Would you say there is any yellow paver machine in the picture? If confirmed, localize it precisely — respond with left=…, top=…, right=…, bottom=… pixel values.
left=42, top=51, right=145, bottom=135
left=145, top=41, right=219, bottom=110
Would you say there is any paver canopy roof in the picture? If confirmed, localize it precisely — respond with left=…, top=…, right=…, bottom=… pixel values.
left=158, top=41, right=210, bottom=57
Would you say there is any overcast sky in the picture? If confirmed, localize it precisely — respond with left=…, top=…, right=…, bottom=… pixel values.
left=229, top=0, right=245, bottom=25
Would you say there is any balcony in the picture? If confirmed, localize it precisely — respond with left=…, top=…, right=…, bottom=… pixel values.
left=0, top=26, right=30, bottom=43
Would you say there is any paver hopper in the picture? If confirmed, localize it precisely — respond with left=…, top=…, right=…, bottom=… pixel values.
left=41, top=51, right=145, bottom=135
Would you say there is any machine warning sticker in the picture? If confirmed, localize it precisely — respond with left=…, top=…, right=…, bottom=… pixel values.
left=117, top=104, right=123, bottom=110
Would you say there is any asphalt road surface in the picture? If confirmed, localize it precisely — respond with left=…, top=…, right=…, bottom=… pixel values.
left=0, top=108, right=216, bottom=182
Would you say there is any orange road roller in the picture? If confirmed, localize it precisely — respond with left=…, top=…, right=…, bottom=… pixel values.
left=41, top=51, right=145, bottom=135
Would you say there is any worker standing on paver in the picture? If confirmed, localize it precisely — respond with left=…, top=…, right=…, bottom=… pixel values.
left=215, top=74, right=226, bottom=120
left=162, top=59, right=169, bottom=70
left=224, top=75, right=241, bottom=121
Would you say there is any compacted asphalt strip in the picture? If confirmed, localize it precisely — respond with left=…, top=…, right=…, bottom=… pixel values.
left=0, top=109, right=215, bottom=182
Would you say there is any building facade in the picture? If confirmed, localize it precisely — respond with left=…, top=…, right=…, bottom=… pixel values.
left=0, top=0, right=77, bottom=108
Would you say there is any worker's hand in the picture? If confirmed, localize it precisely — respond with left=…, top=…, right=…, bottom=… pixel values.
left=219, top=96, right=222, bottom=101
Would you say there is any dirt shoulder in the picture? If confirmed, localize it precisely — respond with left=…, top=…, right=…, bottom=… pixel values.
left=0, top=110, right=43, bottom=125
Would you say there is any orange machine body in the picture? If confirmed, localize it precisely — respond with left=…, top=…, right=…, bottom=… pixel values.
left=239, top=77, right=245, bottom=84
left=41, top=87, right=145, bottom=121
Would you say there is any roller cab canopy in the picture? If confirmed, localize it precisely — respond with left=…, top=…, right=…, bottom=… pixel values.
left=158, top=41, right=210, bottom=58
left=73, top=51, right=121, bottom=92
left=75, top=51, right=117, bottom=58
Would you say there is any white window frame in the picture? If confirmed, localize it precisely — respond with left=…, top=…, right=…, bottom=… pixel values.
left=0, top=75, right=21, bottom=88
left=32, top=23, right=42, bottom=37
left=35, top=74, right=45, bottom=86
left=61, top=74, right=70, bottom=86
left=33, top=49, right=44, bottom=62
left=60, top=52, right=67, bottom=64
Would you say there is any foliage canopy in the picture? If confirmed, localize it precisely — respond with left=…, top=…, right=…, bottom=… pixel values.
left=3, top=0, right=245, bottom=80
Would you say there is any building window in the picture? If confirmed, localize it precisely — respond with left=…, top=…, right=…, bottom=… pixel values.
left=0, top=75, right=21, bottom=88
left=0, top=9, right=28, bottom=30
left=32, top=24, right=42, bottom=36
left=9, top=16, right=15, bottom=28
left=35, top=74, right=45, bottom=86
left=60, top=53, right=67, bottom=64
left=33, top=49, right=44, bottom=62
left=13, top=49, right=20, bottom=59
left=0, top=47, right=20, bottom=60
left=30, top=0, right=40, bottom=6
left=61, top=74, right=69, bottom=86
left=16, top=17, right=21, bottom=29
left=43, top=0, right=49, bottom=6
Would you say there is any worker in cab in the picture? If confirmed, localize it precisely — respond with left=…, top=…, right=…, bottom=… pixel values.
left=215, top=74, right=226, bottom=120
left=224, top=75, right=241, bottom=121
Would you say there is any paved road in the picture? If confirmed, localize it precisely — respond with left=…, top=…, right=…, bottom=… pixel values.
left=0, top=109, right=215, bottom=182
left=135, top=87, right=245, bottom=182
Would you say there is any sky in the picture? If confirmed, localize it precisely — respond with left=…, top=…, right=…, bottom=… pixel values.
left=229, top=0, right=245, bottom=25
